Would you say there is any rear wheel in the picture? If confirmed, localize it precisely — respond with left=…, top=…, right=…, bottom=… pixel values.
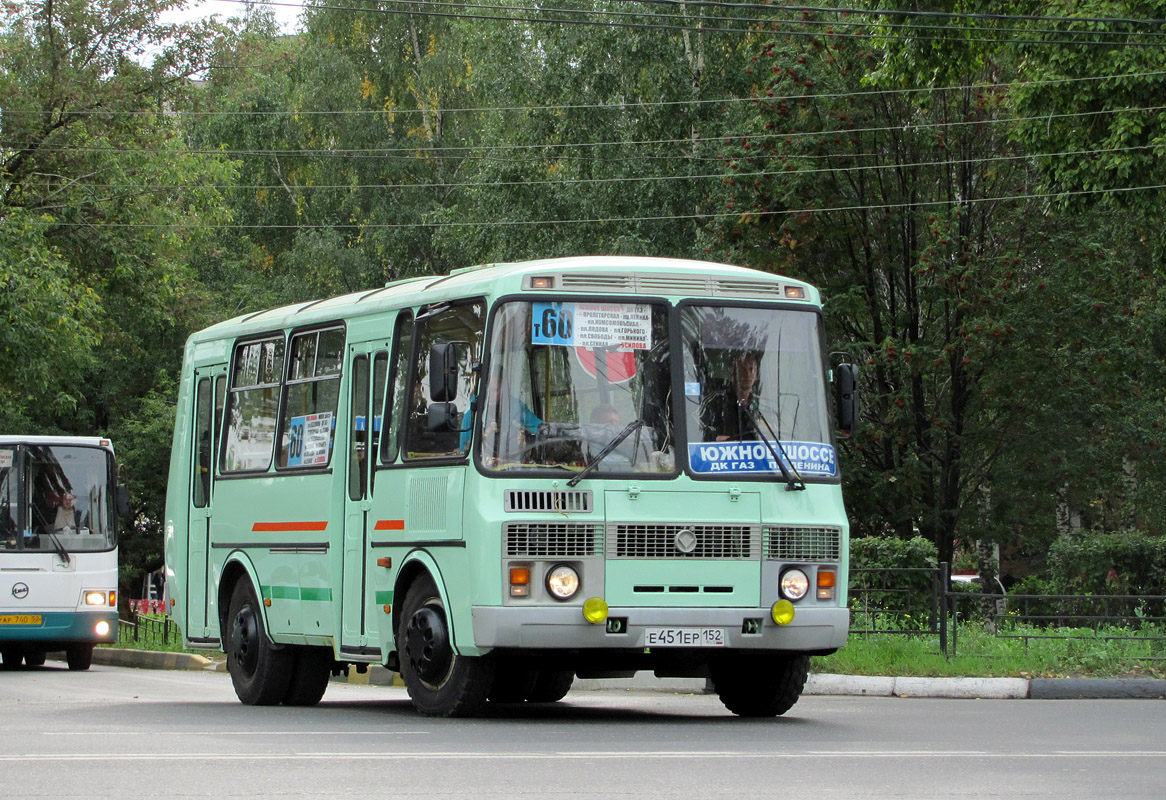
left=24, top=649, right=46, bottom=667
left=1, top=647, right=24, bottom=669
left=66, top=644, right=94, bottom=671
left=226, top=580, right=292, bottom=705
left=398, top=574, right=494, bottom=717
left=709, top=653, right=809, bottom=717
left=488, top=660, right=538, bottom=703
left=283, top=646, right=333, bottom=706
left=527, top=669, right=575, bottom=703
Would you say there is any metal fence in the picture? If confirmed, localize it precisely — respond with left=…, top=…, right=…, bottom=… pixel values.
left=850, top=563, right=1166, bottom=659
left=117, top=613, right=179, bottom=650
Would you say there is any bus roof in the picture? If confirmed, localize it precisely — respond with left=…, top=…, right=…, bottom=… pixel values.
left=192, top=255, right=814, bottom=342
left=0, top=436, right=114, bottom=450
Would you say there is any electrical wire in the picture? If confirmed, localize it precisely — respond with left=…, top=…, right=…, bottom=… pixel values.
left=19, top=181, right=1166, bottom=230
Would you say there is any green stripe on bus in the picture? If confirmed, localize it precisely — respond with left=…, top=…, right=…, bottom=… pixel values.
left=300, top=587, right=333, bottom=602
left=375, top=590, right=394, bottom=605
left=264, top=585, right=300, bottom=600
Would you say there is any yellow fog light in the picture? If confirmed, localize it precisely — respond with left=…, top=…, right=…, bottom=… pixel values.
left=582, top=597, right=609, bottom=624
left=770, top=599, right=795, bottom=626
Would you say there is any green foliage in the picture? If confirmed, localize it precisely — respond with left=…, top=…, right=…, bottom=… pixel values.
left=1046, top=531, right=1166, bottom=596
left=851, top=536, right=939, bottom=570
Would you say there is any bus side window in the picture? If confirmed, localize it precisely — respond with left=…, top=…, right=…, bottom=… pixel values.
left=369, top=352, right=388, bottom=490
left=349, top=355, right=369, bottom=501
left=404, top=301, right=484, bottom=459
left=382, top=311, right=414, bottom=465
left=193, top=378, right=212, bottom=508
left=222, top=336, right=285, bottom=473
left=277, top=326, right=345, bottom=469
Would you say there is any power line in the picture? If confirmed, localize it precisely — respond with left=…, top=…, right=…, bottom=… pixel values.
left=11, top=103, right=1165, bottom=159
left=4, top=70, right=1162, bottom=119
left=20, top=181, right=1166, bottom=230
left=205, top=0, right=1166, bottom=46
left=14, top=144, right=1157, bottom=194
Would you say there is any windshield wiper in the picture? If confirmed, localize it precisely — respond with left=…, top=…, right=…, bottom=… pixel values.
left=737, top=402, right=806, bottom=492
left=45, top=530, right=71, bottom=566
left=567, top=419, right=644, bottom=487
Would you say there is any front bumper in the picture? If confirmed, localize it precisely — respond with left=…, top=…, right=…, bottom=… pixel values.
left=472, top=604, right=848, bottom=651
left=0, top=611, right=119, bottom=644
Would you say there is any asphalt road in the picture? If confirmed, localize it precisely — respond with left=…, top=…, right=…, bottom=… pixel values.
left=3, top=660, right=1165, bottom=799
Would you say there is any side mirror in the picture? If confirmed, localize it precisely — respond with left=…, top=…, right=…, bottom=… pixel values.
left=835, top=363, right=859, bottom=434
left=116, top=483, right=132, bottom=520
left=426, top=402, right=461, bottom=433
left=429, top=342, right=464, bottom=402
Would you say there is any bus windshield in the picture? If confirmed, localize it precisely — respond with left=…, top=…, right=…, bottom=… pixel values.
left=681, top=305, right=836, bottom=479
left=479, top=300, right=674, bottom=475
left=0, top=445, right=117, bottom=553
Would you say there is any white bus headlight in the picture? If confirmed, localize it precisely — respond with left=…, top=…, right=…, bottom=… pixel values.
left=546, top=565, right=580, bottom=600
left=780, top=568, right=810, bottom=601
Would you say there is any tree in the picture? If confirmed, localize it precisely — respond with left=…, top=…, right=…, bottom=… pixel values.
left=0, top=0, right=235, bottom=594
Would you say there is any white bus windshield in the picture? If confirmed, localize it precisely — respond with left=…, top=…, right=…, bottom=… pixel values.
left=479, top=301, right=674, bottom=475
left=0, top=445, right=116, bottom=553
left=681, top=305, right=836, bottom=479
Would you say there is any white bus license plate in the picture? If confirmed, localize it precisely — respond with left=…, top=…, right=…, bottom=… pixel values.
left=644, top=627, right=726, bottom=647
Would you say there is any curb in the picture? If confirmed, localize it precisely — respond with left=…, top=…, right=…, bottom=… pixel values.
left=92, top=649, right=1166, bottom=699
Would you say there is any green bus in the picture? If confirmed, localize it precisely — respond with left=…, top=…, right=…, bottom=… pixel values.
left=164, top=256, right=858, bottom=717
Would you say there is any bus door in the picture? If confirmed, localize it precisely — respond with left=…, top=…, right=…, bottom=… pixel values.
left=374, top=301, right=483, bottom=551
left=341, top=341, right=389, bottom=654
left=189, top=364, right=226, bottom=641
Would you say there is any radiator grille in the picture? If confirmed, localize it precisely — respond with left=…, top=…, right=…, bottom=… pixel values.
left=504, top=489, right=592, bottom=513
left=504, top=522, right=602, bottom=557
left=764, top=526, right=842, bottom=562
left=606, top=523, right=759, bottom=559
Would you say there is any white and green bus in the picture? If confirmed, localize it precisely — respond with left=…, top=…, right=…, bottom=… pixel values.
left=165, top=256, right=858, bottom=716
left=1, top=436, right=127, bottom=670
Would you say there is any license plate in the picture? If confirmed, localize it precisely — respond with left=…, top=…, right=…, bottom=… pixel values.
left=0, top=615, right=42, bottom=625
left=644, top=627, right=726, bottom=647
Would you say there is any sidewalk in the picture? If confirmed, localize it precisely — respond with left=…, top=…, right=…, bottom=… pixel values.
left=91, top=648, right=1166, bottom=699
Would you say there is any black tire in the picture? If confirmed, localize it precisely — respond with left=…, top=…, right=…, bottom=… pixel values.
left=24, top=649, right=46, bottom=667
left=488, top=660, right=539, bottom=703
left=226, top=580, right=292, bottom=705
left=398, top=574, right=494, bottom=717
left=1, top=647, right=24, bottom=669
left=283, top=646, right=333, bottom=706
left=527, top=669, right=574, bottom=703
left=709, top=653, right=809, bottom=717
left=66, top=644, right=94, bottom=671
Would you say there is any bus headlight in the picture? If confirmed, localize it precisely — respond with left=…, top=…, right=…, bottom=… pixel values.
left=85, top=591, right=114, bottom=606
left=95, top=620, right=111, bottom=637
left=546, top=565, right=580, bottom=600
left=780, top=568, right=810, bottom=601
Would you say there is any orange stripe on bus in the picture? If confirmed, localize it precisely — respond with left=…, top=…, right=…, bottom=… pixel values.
left=374, top=520, right=406, bottom=531
left=252, top=521, right=329, bottom=532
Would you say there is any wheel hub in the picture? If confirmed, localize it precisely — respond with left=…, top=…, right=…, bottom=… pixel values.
left=405, top=606, right=452, bottom=684
left=231, top=604, right=259, bottom=675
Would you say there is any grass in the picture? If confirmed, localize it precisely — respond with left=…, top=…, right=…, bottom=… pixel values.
left=813, top=624, right=1166, bottom=680
left=109, top=615, right=1166, bottom=680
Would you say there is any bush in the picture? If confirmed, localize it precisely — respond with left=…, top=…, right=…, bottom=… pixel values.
left=1046, top=530, right=1166, bottom=597
left=849, top=536, right=939, bottom=625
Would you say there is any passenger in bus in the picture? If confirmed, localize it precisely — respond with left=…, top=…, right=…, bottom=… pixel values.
left=52, top=491, right=86, bottom=533
left=702, top=351, right=762, bottom=442
left=590, top=403, right=620, bottom=427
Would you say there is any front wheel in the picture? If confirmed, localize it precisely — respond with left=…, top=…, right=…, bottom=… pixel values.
left=226, top=580, right=292, bottom=705
left=709, top=653, right=809, bottom=717
left=527, top=669, right=574, bottom=703
left=66, top=644, right=94, bottom=671
left=398, top=574, right=494, bottom=717
left=1, top=647, right=24, bottom=669
left=24, top=649, right=46, bottom=667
